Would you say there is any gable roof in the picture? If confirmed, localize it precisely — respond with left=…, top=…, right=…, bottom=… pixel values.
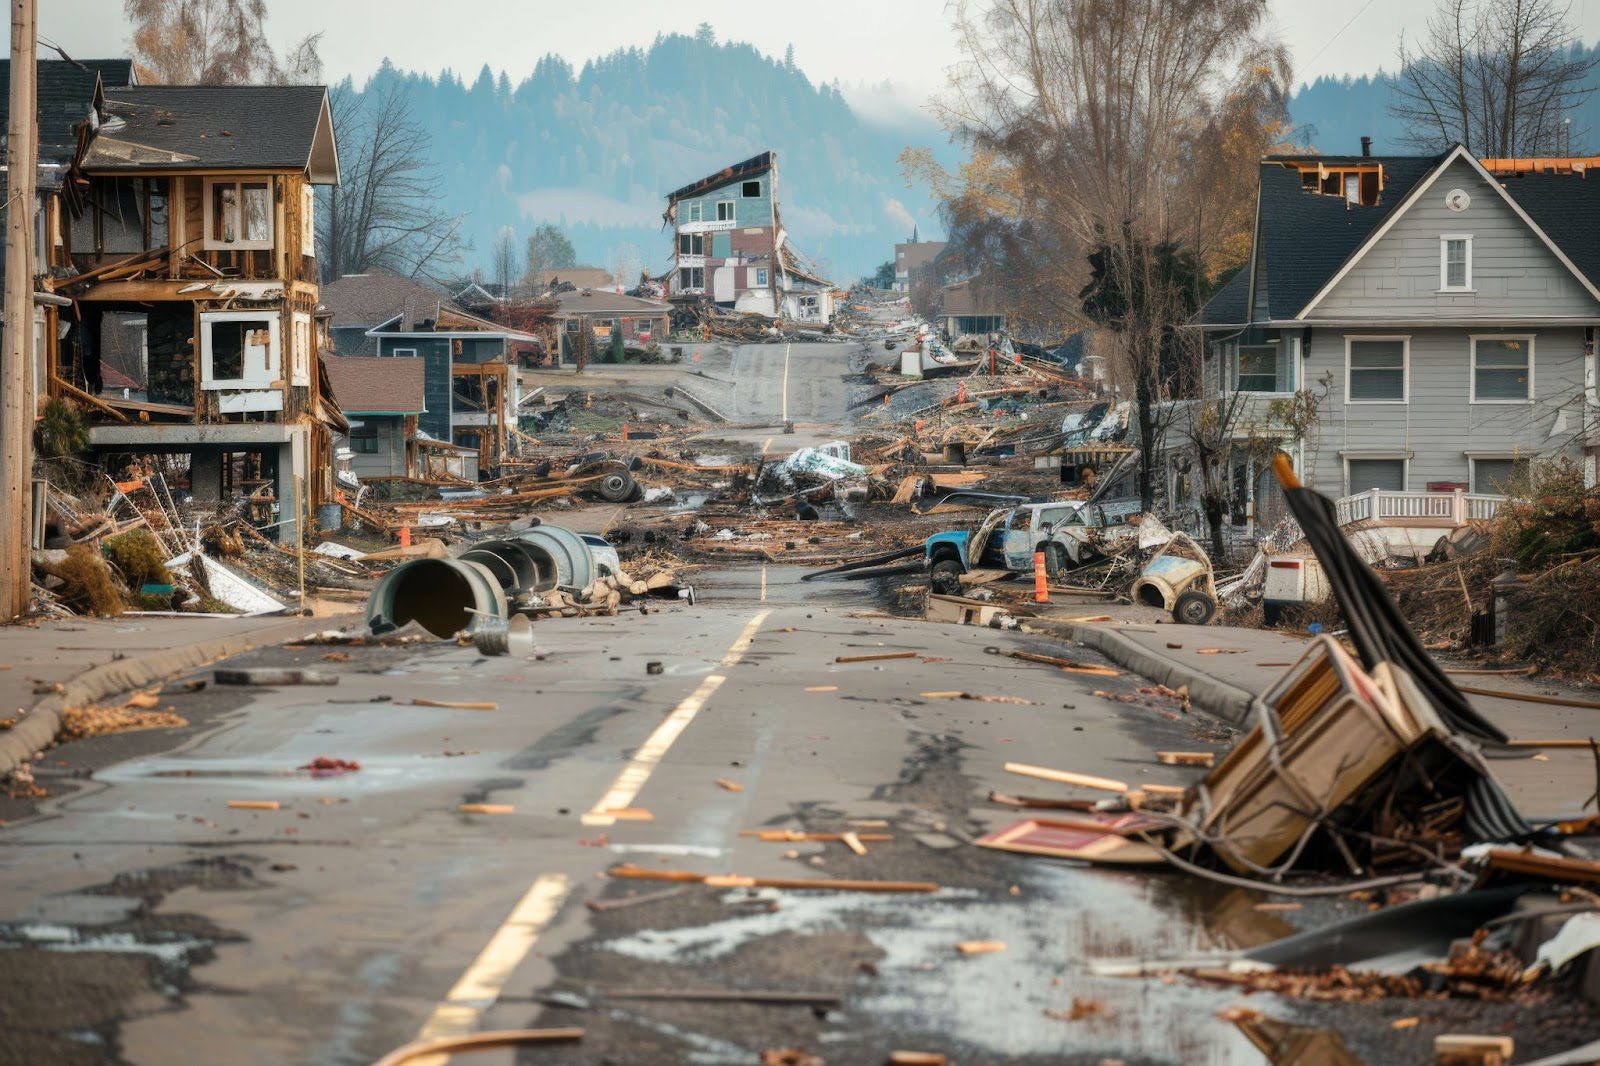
left=83, top=84, right=338, bottom=182
left=1254, top=152, right=1442, bottom=321
left=1297, top=144, right=1600, bottom=315
left=322, top=273, right=450, bottom=331
left=0, top=58, right=136, bottom=166
left=667, top=151, right=774, bottom=203
left=323, top=355, right=426, bottom=415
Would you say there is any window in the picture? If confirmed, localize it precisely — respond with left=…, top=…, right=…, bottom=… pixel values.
left=687, top=203, right=702, bottom=223
left=1472, top=336, right=1533, bottom=402
left=391, top=347, right=418, bottom=358
left=291, top=312, right=311, bottom=387
left=1344, top=174, right=1360, bottom=204
left=678, top=233, right=703, bottom=256
left=716, top=200, right=735, bottom=222
left=349, top=423, right=380, bottom=454
left=1346, top=337, right=1407, bottom=403
left=1347, top=458, right=1407, bottom=493
left=1235, top=343, right=1291, bottom=392
left=1440, top=236, right=1472, bottom=291
left=742, top=180, right=761, bottom=198
left=200, top=312, right=278, bottom=389
left=205, top=178, right=272, bottom=249
left=754, top=268, right=768, bottom=286
left=679, top=266, right=704, bottom=290
left=564, top=319, right=580, bottom=333
left=1471, top=457, right=1527, bottom=495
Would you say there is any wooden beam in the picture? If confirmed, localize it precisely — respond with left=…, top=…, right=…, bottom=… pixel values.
left=52, top=375, right=129, bottom=423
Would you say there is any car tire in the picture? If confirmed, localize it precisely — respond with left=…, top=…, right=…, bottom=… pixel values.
left=1043, top=542, right=1071, bottom=581
left=1173, top=590, right=1217, bottom=626
left=598, top=468, right=636, bottom=503
left=930, top=559, right=963, bottom=596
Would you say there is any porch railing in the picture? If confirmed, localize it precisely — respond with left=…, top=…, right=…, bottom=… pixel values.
left=1334, top=488, right=1503, bottom=527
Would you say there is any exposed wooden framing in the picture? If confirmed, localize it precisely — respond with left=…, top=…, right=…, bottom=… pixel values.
left=51, top=375, right=129, bottom=422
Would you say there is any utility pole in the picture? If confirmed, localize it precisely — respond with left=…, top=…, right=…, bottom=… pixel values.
left=1, top=0, right=37, bottom=620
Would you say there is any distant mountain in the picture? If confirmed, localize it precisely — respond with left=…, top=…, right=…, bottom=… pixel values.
left=1288, top=41, right=1600, bottom=156
left=336, top=31, right=959, bottom=284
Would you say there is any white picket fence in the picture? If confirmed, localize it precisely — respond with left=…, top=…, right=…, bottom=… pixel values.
left=1334, top=488, right=1503, bottom=527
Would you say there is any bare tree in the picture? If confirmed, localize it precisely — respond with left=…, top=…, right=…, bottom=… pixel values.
left=1392, top=0, right=1598, bottom=155
left=490, top=227, right=521, bottom=297
left=125, top=0, right=323, bottom=84
left=317, top=83, right=464, bottom=283
left=928, top=0, right=1289, bottom=509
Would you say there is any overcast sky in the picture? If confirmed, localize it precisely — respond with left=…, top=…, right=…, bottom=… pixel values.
left=36, top=0, right=1600, bottom=104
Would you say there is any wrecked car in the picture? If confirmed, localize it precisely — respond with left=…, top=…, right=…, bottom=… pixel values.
left=1128, top=523, right=1218, bottom=625
left=922, top=500, right=1141, bottom=594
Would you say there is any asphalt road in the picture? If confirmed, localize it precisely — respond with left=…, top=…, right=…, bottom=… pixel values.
left=7, top=582, right=1592, bottom=1064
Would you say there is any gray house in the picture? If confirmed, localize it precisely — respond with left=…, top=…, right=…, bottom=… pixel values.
left=322, top=356, right=425, bottom=480
left=1192, top=144, right=1600, bottom=531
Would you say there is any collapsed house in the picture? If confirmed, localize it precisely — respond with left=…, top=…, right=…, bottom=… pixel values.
left=32, top=75, right=345, bottom=542
left=663, top=151, right=836, bottom=325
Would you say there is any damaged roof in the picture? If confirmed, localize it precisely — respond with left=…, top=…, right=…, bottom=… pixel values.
left=0, top=58, right=135, bottom=165
left=667, top=150, right=774, bottom=203
left=551, top=290, right=672, bottom=315
left=83, top=84, right=338, bottom=182
left=323, top=355, right=426, bottom=415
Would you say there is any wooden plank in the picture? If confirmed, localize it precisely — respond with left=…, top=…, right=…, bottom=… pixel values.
left=1004, top=761, right=1128, bottom=794
left=607, top=864, right=938, bottom=893
left=835, top=651, right=918, bottom=664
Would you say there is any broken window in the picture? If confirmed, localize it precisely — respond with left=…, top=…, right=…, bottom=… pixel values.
left=742, top=180, right=761, bottom=198
left=206, top=179, right=273, bottom=249
left=716, top=201, right=735, bottom=222
left=201, top=313, right=279, bottom=389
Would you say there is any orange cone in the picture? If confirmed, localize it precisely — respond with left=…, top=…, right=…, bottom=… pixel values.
left=1033, top=551, right=1049, bottom=603
left=399, top=524, right=411, bottom=548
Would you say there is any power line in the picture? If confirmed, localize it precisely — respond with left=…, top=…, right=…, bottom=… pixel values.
left=1302, top=0, right=1381, bottom=72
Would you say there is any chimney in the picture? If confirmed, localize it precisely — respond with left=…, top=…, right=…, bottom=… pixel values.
left=1360, top=136, right=1372, bottom=158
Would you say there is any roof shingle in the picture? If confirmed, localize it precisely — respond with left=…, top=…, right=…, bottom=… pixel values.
left=84, top=84, right=334, bottom=177
left=323, top=355, right=426, bottom=415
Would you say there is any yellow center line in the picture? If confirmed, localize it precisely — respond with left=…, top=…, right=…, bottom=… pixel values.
left=410, top=608, right=771, bottom=1046
left=414, top=873, right=570, bottom=1045
left=582, top=608, right=771, bottom=828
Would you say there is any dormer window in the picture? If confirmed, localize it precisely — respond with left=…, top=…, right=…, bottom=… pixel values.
left=205, top=178, right=272, bottom=250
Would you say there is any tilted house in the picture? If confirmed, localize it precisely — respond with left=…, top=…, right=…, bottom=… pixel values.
left=1191, top=144, right=1600, bottom=533
left=34, top=75, right=343, bottom=541
left=664, top=151, right=835, bottom=324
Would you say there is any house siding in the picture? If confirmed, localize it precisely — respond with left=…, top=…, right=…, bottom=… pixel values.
left=1310, top=158, right=1600, bottom=321
left=1304, top=326, right=1588, bottom=492
left=345, top=415, right=406, bottom=479
left=676, top=174, right=774, bottom=231
left=377, top=339, right=451, bottom=442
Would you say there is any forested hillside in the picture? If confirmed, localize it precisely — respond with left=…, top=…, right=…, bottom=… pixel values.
left=335, top=28, right=955, bottom=282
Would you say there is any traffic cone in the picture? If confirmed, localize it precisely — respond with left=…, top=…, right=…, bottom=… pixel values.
left=1033, top=552, right=1049, bottom=603
left=399, top=524, right=411, bottom=548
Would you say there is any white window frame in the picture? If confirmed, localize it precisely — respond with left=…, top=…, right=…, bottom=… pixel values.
left=716, top=200, right=735, bottom=223
left=1470, top=334, right=1535, bottom=404
left=1344, top=335, right=1410, bottom=405
left=754, top=267, right=768, bottom=286
left=200, top=311, right=280, bottom=390
left=391, top=346, right=419, bottom=357
left=1232, top=335, right=1299, bottom=396
left=1439, top=234, right=1473, bottom=292
left=687, top=202, right=703, bottom=223
left=203, top=177, right=274, bottom=251
left=291, top=311, right=312, bottom=387
left=1342, top=454, right=1410, bottom=495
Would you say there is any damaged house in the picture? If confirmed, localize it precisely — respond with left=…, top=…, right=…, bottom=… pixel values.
left=320, top=272, right=540, bottom=475
left=1188, top=143, right=1600, bottom=538
left=664, top=151, right=836, bottom=325
left=34, top=74, right=344, bottom=542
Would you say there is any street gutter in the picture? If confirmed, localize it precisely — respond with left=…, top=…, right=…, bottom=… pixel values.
left=0, top=612, right=361, bottom=777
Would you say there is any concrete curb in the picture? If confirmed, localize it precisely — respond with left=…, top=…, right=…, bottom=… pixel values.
left=1022, top=618, right=1258, bottom=727
left=0, top=612, right=360, bottom=777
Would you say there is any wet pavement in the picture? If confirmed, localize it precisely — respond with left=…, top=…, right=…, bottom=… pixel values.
left=3, top=581, right=1600, bottom=1064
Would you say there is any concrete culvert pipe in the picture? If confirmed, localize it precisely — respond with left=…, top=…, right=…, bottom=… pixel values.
left=460, top=540, right=547, bottom=593
left=366, top=558, right=508, bottom=639
left=514, top=524, right=596, bottom=592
